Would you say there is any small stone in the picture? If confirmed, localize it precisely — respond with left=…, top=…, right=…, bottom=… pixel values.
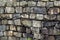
left=28, top=1, right=36, bottom=6
left=5, top=7, right=14, bottom=13
left=15, top=7, right=22, bottom=13
left=22, top=20, right=32, bottom=27
left=33, top=20, right=41, bottom=27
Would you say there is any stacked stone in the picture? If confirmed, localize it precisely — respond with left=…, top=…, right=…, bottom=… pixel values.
left=0, top=0, right=60, bottom=40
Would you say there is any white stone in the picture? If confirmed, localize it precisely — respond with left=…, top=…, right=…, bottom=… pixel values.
left=36, top=14, right=43, bottom=20
left=33, top=20, right=41, bottom=27
left=30, top=14, right=36, bottom=19
left=15, top=7, right=22, bottom=13
left=5, top=7, right=14, bottom=13
left=28, top=1, right=36, bottom=6
left=22, top=20, right=32, bottom=27
left=37, top=2, right=46, bottom=7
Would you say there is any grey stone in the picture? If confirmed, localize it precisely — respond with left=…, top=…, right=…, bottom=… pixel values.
left=6, top=0, right=14, bottom=6
left=56, top=36, right=60, bottom=40
left=57, top=15, right=60, bottom=20
left=0, top=31, right=3, bottom=36
left=32, top=20, right=41, bottom=27
left=20, top=14, right=29, bottom=18
left=17, top=27, right=22, bottom=32
left=8, top=37, right=16, bottom=40
left=37, top=2, right=46, bottom=7
left=50, top=0, right=56, bottom=1
left=33, top=33, right=42, bottom=39
left=0, top=7, right=4, bottom=13
left=33, top=7, right=46, bottom=13
left=15, top=7, right=22, bottom=13
left=36, top=14, right=43, bottom=20
left=5, top=7, right=14, bottom=13
left=22, top=20, right=32, bottom=27
left=31, top=27, right=40, bottom=34
left=41, top=0, right=49, bottom=1
left=28, top=1, right=36, bottom=6
left=7, top=14, right=13, bottom=19
left=0, top=25, right=6, bottom=31
left=14, top=19, right=21, bottom=25
left=42, top=27, right=48, bottom=34
left=48, top=36, right=55, bottom=40
left=14, top=32, right=22, bottom=37
left=54, top=1, right=60, bottom=6
left=8, top=20, right=13, bottom=24
left=48, top=28, right=54, bottom=35
left=46, top=2, right=53, bottom=7
left=44, top=15, right=56, bottom=20
left=30, top=14, right=36, bottom=19
left=0, top=0, right=6, bottom=6
left=13, top=14, right=20, bottom=19
left=10, top=25, right=16, bottom=31
left=1, top=37, right=7, bottom=40
left=13, top=2, right=20, bottom=6
left=23, top=33, right=27, bottom=37
left=26, top=28, right=31, bottom=33
left=20, top=1, right=27, bottom=6
left=23, top=7, right=31, bottom=12
left=20, top=38, right=27, bottom=40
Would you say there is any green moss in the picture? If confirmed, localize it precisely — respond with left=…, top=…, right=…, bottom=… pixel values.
left=27, top=37, right=32, bottom=40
